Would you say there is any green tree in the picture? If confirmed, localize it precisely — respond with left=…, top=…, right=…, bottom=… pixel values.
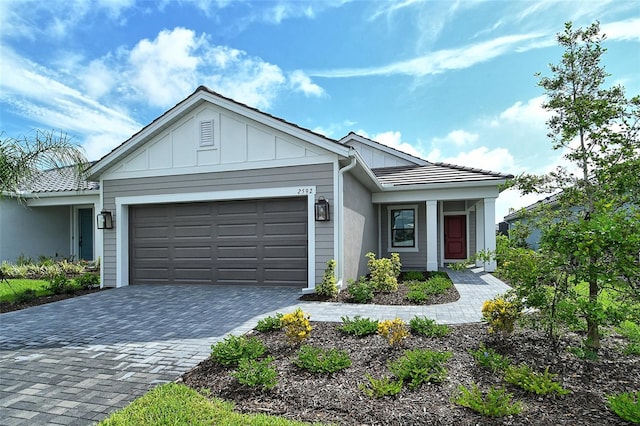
left=0, top=130, right=88, bottom=197
left=514, top=22, right=640, bottom=349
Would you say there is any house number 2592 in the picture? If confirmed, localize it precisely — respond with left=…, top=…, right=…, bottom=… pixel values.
left=297, top=187, right=314, bottom=194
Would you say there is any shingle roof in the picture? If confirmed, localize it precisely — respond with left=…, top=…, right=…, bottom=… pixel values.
left=372, top=163, right=513, bottom=187
left=18, top=166, right=99, bottom=194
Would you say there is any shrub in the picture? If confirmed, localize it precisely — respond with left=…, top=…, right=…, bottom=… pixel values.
left=567, top=345, right=599, bottom=360
left=504, top=364, right=571, bottom=396
left=294, top=345, right=351, bottom=374
left=453, top=383, right=523, bottom=417
left=607, top=391, right=640, bottom=423
left=377, top=318, right=409, bottom=347
left=339, top=316, right=379, bottom=337
left=388, top=349, right=452, bottom=389
left=448, top=261, right=471, bottom=271
left=409, top=316, right=449, bottom=337
left=210, top=335, right=266, bottom=366
left=346, top=276, right=373, bottom=303
left=280, top=308, right=312, bottom=344
left=75, top=272, right=100, bottom=289
left=468, top=344, right=511, bottom=373
left=316, top=260, right=338, bottom=297
left=231, top=356, right=278, bottom=390
left=255, top=313, right=283, bottom=333
left=617, top=320, right=640, bottom=356
left=406, top=276, right=452, bottom=303
left=402, top=270, right=425, bottom=281
left=46, top=274, right=73, bottom=295
left=359, top=374, right=403, bottom=398
left=481, top=291, right=522, bottom=335
left=15, top=289, right=38, bottom=304
left=366, top=252, right=400, bottom=293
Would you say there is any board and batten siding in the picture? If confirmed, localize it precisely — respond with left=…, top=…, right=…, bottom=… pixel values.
left=101, top=163, right=334, bottom=287
left=343, top=172, right=378, bottom=281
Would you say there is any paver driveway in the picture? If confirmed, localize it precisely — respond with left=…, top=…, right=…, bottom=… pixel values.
left=0, top=285, right=302, bottom=425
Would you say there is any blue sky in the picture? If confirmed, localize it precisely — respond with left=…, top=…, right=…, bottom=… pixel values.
left=1, top=0, right=639, bottom=221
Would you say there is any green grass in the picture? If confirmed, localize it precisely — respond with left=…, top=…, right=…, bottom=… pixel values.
left=99, top=383, right=322, bottom=426
left=0, top=279, right=50, bottom=302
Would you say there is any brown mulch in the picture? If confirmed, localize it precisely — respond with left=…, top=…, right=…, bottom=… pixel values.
left=0, top=287, right=108, bottom=313
left=182, top=321, right=638, bottom=425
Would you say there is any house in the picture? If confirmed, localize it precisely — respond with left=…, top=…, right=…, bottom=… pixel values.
left=2, top=86, right=512, bottom=291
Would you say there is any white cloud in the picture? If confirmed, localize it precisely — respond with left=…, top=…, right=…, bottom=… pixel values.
left=357, top=129, right=424, bottom=158
left=602, top=18, right=640, bottom=41
left=289, top=70, right=326, bottom=97
left=432, top=129, right=478, bottom=147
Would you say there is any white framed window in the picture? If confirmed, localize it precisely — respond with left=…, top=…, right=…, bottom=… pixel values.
left=388, top=205, right=418, bottom=252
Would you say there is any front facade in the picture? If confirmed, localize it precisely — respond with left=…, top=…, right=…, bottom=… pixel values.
left=3, top=87, right=511, bottom=291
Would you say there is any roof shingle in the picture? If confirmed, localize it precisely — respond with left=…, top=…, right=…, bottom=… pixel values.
left=373, top=163, right=512, bottom=187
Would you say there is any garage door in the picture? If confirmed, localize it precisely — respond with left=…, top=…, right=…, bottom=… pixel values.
left=129, top=198, right=307, bottom=286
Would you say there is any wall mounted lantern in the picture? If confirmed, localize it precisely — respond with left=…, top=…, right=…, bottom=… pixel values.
left=97, top=210, right=113, bottom=229
left=314, top=197, right=330, bottom=222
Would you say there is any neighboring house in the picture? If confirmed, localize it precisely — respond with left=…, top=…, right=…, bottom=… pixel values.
left=2, top=86, right=512, bottom=291
left=0, top=167, right=100, bottom=263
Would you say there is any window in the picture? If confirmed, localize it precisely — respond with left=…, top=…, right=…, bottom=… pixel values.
left=390, top=207, right=417, bottom=249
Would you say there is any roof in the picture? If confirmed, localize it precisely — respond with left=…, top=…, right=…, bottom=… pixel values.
left=373, top=163, right=513, bottom=187
left=88, top=86, right=350, bottom=178
left=503, top=193, right=561, bottom=221
left=339, top=132, right=429, bottom=166
left=17, top=166, right=99, bottom=194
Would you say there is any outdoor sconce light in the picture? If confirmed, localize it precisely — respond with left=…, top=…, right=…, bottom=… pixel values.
left=314, top=196, right=330, bottom=222
left=97, top=210, right=113, bottom=229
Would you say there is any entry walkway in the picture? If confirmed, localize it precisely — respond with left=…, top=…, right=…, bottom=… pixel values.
left=0, top=268, right=509, bottom=425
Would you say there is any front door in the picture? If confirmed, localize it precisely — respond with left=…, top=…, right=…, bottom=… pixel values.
left=78, top=208, right=94, bottom=261
left=444, top=215, right=466, bottom=259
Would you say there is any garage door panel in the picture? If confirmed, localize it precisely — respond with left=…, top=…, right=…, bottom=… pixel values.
left=130, top=197, right=307, bottom=286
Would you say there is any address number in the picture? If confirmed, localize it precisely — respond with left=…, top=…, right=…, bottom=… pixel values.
left=297, top=187, right=314, bottom=194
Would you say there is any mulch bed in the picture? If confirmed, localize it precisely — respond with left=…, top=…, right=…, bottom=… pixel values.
left=182, top=321, right=638, bottom=425
left=0, top=287, right=108, bottom=313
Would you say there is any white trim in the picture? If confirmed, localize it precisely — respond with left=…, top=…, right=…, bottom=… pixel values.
left=114, top=186, right=317, bottom=290
left=372, top=185, right=500, bottom=203
left=26, top=194, right=99, bottom=207
left=387, top=204, right=419, bottom=253
left=426, top=201, right=438, bottom=271
left=339, top=133, right=429, bottom=166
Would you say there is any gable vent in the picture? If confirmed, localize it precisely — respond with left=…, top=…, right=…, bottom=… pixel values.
left=200, top=120, right=214, bottom=147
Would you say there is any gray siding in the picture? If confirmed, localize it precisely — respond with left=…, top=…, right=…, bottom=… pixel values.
left=102, top=163, right=334, bottom=287
left=343, top=172, right=377, bottom=282
left=381, top=203, right=427, bottom=270
left=0, top=200, right=71, bottom=262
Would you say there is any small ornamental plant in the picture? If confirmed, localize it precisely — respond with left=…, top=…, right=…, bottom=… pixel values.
left=482, top=291, right=522, bottom=336
left=294, top=345, right=351, bottom=374
left=340, top=316, right=379, bottom=337
left=359, top=374, right=403, bottom=398
left=347, top=276, right=374, bottom=303
left=607, top=390, right=640, bottom=423
left=377, top=318, right=409, bottom=347
left=316, top=260, right=338, bottom=298
left=468, top=344, right=511, bottom=373
left=504, top=364, right=571, bottom=396
left=453, top=383, right=523, bottom=417
left=388, top=349, right=452, bottom=389
left=210, top=335, right=266, bottom=366
left=231, top=357, right=278, bottom=391
left=280, top=308, right=312, bottom=344
left=366, top=252, right=400, bottom=293
left=255, top=313, right=283, bottom=333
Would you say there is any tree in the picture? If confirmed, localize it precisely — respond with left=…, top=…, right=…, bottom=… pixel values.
left=514, top=22, right=640, bottom=350
left=0, top=130, right=88, bottom=197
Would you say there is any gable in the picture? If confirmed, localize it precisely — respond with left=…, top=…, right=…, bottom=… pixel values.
left=339, top=133, right=428, bottom=169
left=101, top=103, right=335, bottom=180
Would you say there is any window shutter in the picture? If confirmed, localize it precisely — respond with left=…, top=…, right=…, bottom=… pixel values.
left=200, top=120, right=214, bottom=146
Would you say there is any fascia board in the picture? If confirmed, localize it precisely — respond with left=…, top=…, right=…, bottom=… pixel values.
left=378, top=178, right=508, bottom=191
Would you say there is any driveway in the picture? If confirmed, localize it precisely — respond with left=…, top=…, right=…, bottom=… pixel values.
left=0, top=285, right=302, bottom=425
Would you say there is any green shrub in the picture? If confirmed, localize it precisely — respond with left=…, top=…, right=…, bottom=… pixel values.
left=339, top=316, right=379, bottom=337
left=15, top=289, right=38, bottom=304
left=504, top=364, right=571, bottom=396
left=75, top=272, right=100, bottom=289
left=359, top=374, right=403, bottom=398
left=210, top=335, right=266, bottom=366
left=607, top=390, right=640, bottom=423
left=567, top=345, right=599, bottom=360
left=388, top=349, right=452, bottom=389
left=366, top=252, right=400, bottom=293
left=46, top=274, right=73, bottom=295
left=316, top=259, right=338, bottom=297
left=346, top=276, right=374, bottom=303
left=409, top=316, right=449, bottom=337
left=482, top=291, right=522, bottom=336
left=402, top=270, right=425, bottom=281
left=406, top=276, right=452, bottom=303
left=453, top=383, right=523, bottom=417
left=448, top=261, right=471, bottom=271
left=256, top=313, right=283, bottom=333
left=617, top=321, right=640, bottom=355
left=468, top=344, right=511, bottom=373
left=231, top=356, right=278, bottom=390
left=294, top=345, right=351, bottom=374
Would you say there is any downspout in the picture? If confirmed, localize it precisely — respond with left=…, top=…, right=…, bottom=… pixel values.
left=337, top=151, right=357, bottom=288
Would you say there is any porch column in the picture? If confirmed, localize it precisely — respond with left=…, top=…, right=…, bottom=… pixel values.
left=475, top=199, right=485, bottom=267
left=483, top=198, right=497, bottom=272
left=426, top=200, right=438, bottom=271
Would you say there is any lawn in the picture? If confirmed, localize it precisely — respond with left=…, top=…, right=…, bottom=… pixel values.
left=0, top=279, right=49, bottom=303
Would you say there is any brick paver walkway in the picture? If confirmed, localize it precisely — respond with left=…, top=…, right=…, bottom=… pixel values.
left=0, top=268, right=510, bottom=425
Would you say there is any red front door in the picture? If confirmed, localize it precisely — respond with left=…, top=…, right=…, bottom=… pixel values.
left=445, top=215, right=467, bottom=259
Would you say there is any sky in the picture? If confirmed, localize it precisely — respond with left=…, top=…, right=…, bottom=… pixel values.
left=1, top=0, right=639, bottom=222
